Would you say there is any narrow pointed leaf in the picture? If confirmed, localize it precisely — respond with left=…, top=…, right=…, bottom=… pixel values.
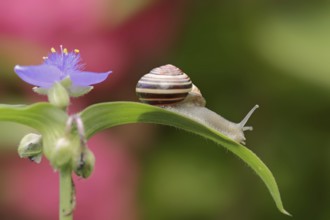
left=0, top=103, right=66, bottom=133
left=0, top=103, right=67, bottom=157
left=80, top=101, right=289, bottom=215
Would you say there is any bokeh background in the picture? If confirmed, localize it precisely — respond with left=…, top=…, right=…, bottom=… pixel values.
left=0, top=0, right=329, bottom=219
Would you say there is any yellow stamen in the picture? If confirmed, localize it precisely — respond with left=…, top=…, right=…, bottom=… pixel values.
left=51, top=47, right=56, bottom=53
left=74, top=49, right=80, bottom=53
left=63, top=48, right=68, bottom=55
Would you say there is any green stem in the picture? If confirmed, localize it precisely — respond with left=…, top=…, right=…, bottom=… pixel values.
left=59, top=167, right=74, bottom=220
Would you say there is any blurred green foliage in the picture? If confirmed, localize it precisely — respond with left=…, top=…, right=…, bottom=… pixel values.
left=139, top=1, right=330, bottom=220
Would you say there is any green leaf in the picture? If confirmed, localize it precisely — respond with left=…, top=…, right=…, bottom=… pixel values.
left=0, top=103, right=67, bottom=157
left=80, top=101, right=289, bottom=215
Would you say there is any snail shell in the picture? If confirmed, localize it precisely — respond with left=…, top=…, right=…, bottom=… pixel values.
left=136, top=64, right=193, bottom=105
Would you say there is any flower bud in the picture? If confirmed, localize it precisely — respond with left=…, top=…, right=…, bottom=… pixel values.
left=73, top=149, right=95, bottom=178
left=18, top=133, right=43, bottom=164
left=51, top=137, right=74, bottom=168
left=48, top=82, right=70, bottom=109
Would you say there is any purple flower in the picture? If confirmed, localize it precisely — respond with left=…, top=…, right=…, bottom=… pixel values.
left=14, top=46, right=111, bottom=96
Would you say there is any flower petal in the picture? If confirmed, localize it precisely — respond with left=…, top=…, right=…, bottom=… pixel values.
left=69, top=70, right=111, bottom=86
left=14, top=64, right=62, bottom=87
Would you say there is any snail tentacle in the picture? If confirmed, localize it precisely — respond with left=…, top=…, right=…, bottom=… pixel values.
left=238, top=104, right=259, bottom=129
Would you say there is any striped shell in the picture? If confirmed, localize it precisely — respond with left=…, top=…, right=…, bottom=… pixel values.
left=136, top=64, right=192, bottom=105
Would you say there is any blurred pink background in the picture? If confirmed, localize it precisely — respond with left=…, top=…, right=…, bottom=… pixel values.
left=0, top=0, right=187, bottom=219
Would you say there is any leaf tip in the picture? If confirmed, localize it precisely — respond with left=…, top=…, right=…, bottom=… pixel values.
left=281, top=209, right=292, bottom=217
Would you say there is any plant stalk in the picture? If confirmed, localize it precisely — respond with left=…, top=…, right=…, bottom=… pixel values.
left=59, top=167, right=74, bottom=220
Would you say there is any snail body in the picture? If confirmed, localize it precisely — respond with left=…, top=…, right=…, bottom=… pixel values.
left=136, top=64, right=258, bottom=145
left=168, top=101, right=259, bottom=145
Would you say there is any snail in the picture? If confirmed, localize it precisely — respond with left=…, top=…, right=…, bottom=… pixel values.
left=136, top=64, right=258, bottom=145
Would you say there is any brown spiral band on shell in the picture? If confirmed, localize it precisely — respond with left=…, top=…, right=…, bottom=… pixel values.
left=136, top=64, right=192, bottom=105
